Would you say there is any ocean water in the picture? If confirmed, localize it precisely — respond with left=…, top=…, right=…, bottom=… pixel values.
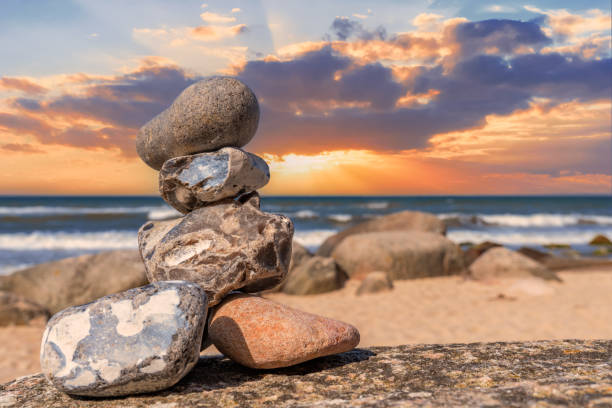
left=0, top=195, right=610, bottom=275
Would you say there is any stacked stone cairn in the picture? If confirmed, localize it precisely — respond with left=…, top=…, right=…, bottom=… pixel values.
left=39, top=77, right=360, bottom=397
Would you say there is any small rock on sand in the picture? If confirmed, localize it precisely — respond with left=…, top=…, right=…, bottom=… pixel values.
left=281, top=256, right=346, bottom=295
left=469, top=247, right=561, bottom=281
left=356, top=271, right=393, bottom=295
left=208, top=293, right=359, bottom=369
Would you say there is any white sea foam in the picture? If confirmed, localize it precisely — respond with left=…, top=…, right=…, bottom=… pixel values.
left=439, top=213, right=612, bottom=227
left=0, top=205, right=169, bottom=217
left=328, top=214, right=353, bottom=223
left=447, top=229, right=612, bottom=246
left=363, top=201, right=389, bottom=209
left=293, top=229, right=337, bottom=250
left=293, top=210, right=318, bottom=219
left=0, top=231, right=137, bottom=250
left=147, top=207, right=182, bottom=220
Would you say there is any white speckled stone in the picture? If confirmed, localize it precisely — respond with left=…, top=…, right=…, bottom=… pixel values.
left=40, top=281, right=207, bottom=397
left=159, top=147, right=270, bottom=213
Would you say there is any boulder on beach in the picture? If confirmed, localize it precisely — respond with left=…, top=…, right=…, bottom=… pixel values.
left=281, top=256, right=346, bottom=295
left=589, top=234, right=612, bottom=246
left=517, top=246, right=552, bottom=263
left=290, top=241, right=313, bottom=271
left=463, top=241, right=502, bottom=266
left=0, top=291, right=50, bottom=326
left=469, top=247, right=561, bottom=281
left=331, top=231, right=464, bottom=279
left=356, top=271, right=393, bottom=295
left=0, top=250, right=147, bottom=315
left=317, top=210, right=447, bottom=257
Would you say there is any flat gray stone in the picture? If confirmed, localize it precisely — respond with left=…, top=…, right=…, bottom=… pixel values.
left=40, top=281, right=207, bottom=397
left=6, top=340, right=612, bottom=407
left=159, top=147, right=269, bottom=213
left=137, top=76, right=259, bottom=170
left=138, top=193, right=294, bottom=306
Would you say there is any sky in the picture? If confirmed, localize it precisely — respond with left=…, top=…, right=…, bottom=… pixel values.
left=0, top=0, right=610, bottom=195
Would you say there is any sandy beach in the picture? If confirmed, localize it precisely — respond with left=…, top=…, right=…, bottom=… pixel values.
left=2, top=266, right=611, bottom=385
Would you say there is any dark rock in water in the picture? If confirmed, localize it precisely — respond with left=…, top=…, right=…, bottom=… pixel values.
left=5, top=340, right=611, bottom=407
left=138, top=193, right=294, bottom=306
left=317, top=210, right=446, bottom=257
left=137, top=77, right=260, bottom=170
left=208, top=294, right=359, bottom=369
left=331, top=231, right=465, bottom=279
left=0, top=250, right=147, bottom=314
left=543, top=243, right=572, bottom=249
left=463, top=241, right=502, bottom=266
left=518, top=246, right=552, bottom=263
left=159, top=147, right=270, bottom=213
left=589, top=234, right=612, bottom=246
left=40, top=281, right=207, bottom=397
left=469, top=247, right=561, bottom=281
left=0, top=291, right=49, bottom=326
left=356, top=271, right=393, bottom=295
left=281, top=256, right=346, bottom=295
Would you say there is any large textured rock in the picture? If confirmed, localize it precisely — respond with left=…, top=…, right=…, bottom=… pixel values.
left=356, top=271, right=393, bottom=295
left=159, top=147, right=270, bottom=213
left=317, top=210, right=446, bottom=256
left=137, top=77, right=260, bottom=170
left=281, top=256, right=346, bottom=295
left=0, top=250, right=147, bottom=314
left=3, top=340, right=611, bottom=407
left=208, top=294, right=359, bottom=369
left=138, top=193, right=293, bottom=306
left=0, top=291, right=49, bottom=326
left=40, top=281, right=207, bottom=397
left=331, top=231, right=465, bottom=279
left=469, top=247, right=561, bottom=281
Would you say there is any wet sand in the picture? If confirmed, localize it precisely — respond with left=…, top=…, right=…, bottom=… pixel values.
left=2, top=268, right=611, bottom=384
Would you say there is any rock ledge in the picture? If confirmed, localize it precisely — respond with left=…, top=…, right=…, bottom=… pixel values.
left=1, top=340, right=610, bottom=407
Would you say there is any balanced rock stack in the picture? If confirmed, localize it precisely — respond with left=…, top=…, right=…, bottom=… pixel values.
left=39, top=77, right=359, bottom=398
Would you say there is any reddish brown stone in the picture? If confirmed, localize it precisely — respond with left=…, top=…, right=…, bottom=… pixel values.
left=208, top=294, right=360, bottom=369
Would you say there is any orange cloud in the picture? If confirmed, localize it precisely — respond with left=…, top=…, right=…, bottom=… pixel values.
left=0, top=77, right=47, bottom=95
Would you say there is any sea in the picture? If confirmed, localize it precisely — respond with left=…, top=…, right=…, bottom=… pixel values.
left=0, top=195, right=611, bottom=275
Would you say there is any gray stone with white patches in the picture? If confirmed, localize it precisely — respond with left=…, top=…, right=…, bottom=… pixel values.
left=159, top=147, right=270, bottom=214
left=138, top=192, right=294, bottom=307
left=40, top=281, right=207, bottom=397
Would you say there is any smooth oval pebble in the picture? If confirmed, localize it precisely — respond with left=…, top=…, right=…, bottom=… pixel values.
left=159, top=147, right=270, bottom=213
left=40, top=281, right=207, bottom=397
left=208, top=294, right=360, bottom=369
left=137, top=76, right=260, bottom=170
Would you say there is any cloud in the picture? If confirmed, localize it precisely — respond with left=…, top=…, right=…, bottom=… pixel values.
left=190, top=24, right=248, bottom=40
left=330, top=17, right=386, bottom=41
left=2, top=59, right=200, bottom=156
left=231, top=8, right=240, bottom=13
left=524, top=6, right=611, bottom=39
left=200, top=11, right=236, bottom=24
left=1, top=143, right=43, bottom=153
left=0, top=77, right=48, bottom=95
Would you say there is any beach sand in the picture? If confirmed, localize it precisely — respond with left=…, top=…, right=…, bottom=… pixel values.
left=2, top=267, right=611, bottom=384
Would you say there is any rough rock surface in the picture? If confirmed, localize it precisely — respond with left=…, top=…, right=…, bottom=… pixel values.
left=331, top=231, right=465, bottom=279
left=208, top=294, right=359, bottom=369
left=0, top=250, right=147, bottom=314
left=137, top=77, right=260, bottom=170
left=317, top=210, right=446, bottom=256
left=281, top=256, right=346, bottom=295
left=356, top=271, right=393, bottom=295
left=138, top=193, right=293, bottom=306
left=159, top=148, right=270, bottom=213
left=3, top=340, right=610, bottom=407
left=0, top=291, right=49, bottom=326
left=40, top=281, right=207, bottom=397
left=469, top=247, right=561, bottom=281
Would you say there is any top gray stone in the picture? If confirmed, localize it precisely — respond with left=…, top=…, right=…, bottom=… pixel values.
left=136, top=76, right=260, bottom=170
